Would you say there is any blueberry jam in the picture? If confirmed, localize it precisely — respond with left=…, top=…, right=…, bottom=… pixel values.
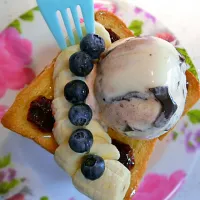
left=27, top=96, right=55, bottom=132
left=112, top=139, right=135, bottom=170
left=106, top=29, right=120, bottom=43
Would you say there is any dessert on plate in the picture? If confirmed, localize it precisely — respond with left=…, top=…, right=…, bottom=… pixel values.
left=1, top=10, right=200, bottom=200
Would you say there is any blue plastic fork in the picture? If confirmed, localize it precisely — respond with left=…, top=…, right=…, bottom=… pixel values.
left=37, top=0, right=95, bottom=50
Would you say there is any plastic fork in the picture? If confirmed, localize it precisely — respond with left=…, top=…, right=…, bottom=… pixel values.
left=37, top=0, right=95, bottom=50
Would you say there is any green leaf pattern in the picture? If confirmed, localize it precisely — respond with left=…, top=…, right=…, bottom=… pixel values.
left=40, top=196, right=49, bottom=200
left=33, top=6, right=40, bottom=11
left=172, top=131, right=179, bottom=141
left=0, top=179, right=21, bottom=195
left=7, top=6, right=39, bottom=33
left=8, top=20, right=21, bottom=33
left=0, top=154, right=50, bottom=198
left=20, top=10, right=34, bottom=21
left=128, top=20, right=144, bottom=36
left=187, top=110, right=200, bottom=124
left=176, top=48, right=199, bottom=80
left=0, top=154, right=11, bottom=169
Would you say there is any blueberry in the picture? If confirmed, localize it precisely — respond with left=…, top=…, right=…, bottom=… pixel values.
left=69, top=129, right=93, bottom=153
left=69, top=51, right=93, bottom=77
left=64, top=80, right=89, bottom=104
left=68, top=103, right=92, bottom=126
left=80, top=34, right=105, bottom=59
left=81, top=154, right=105, bottom=180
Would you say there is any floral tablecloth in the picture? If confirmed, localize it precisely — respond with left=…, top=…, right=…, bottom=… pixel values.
left=0, top=0, right=200, bottom=200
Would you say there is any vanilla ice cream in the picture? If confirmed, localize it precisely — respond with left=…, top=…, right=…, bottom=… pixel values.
left=95, top=36, right=188, bottom=139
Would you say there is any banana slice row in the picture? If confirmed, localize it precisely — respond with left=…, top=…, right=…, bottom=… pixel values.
left=52, top=22, right=131, bottom=200
left=73, top=160, right=130, bottom=200
left=55, top=137, right=120, bottom=176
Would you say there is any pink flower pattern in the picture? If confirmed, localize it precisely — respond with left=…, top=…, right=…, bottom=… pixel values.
left=156, top=32, right=176, bottom=43
left=94, top=2, right=117, bottom=14
left=6, top=194, right=25, bottom=200
left=134, top=7, right=143, bottom=14
left=0, top=168, right=17, bottom=182
left=133, top=170, right=186, bottom=200
left=134, top=7, right=156, bottom=23
left=145, top=12, right=156, bottom=24
left=0, top=171, right=6, bottom=182
left=80, top=18, right=84, bottom=24
left=0, top=27, right=35, bottom=98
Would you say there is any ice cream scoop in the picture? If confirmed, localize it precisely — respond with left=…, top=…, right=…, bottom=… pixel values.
left=95, top=36, right=188, bottom=139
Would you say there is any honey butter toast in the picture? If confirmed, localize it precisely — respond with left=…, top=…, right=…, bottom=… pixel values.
left=2, top=11, right=200, bottom=200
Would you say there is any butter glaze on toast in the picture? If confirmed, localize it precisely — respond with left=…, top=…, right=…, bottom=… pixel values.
left=1, top=10, right=200, bottom=200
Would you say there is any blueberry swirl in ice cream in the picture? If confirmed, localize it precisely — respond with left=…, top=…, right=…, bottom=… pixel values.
left=95, top=36, right=188, bottom=139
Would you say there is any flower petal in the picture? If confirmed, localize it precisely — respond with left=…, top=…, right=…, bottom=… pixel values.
left=0, top=76, right=7, bottom=98
left=133, top=170, right=186, bottom=200
left=5, top=68, right=35, bottom=90
left=156, top=32, right=176, bottom=43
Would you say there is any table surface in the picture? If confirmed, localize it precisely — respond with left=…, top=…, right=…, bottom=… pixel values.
left=0, top=0, right=200, bottom=199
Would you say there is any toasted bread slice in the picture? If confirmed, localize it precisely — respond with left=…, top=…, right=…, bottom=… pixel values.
left=95, top=10, right=134, bottom=39
left=1, top=11, right=200, bottom=200
left=1, top=59, right=58, bottom=154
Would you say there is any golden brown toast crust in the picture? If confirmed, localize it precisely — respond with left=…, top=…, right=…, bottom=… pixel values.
left=1, top=59, right=58, bottom=154
left=1, top=11, right=200, bottom=200
left=95, top=10, right=134, bottom=39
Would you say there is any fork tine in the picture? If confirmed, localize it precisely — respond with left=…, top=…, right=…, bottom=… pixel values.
left=60, top=10, right=75, bottom=46
left=70, top=6, right=83, bottom=41
left=80, top=0, right=95, bottom=34
left=37, top=0, right=67, bottom=50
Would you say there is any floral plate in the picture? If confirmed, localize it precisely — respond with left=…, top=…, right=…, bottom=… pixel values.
left=0, top=0, right=200, bottom=199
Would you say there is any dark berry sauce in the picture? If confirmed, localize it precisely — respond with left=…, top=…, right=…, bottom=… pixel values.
left=106, top=28, right=120, bottom=43
left=27, top=96, right=55, bottom=132
left=112, top=139, right=135, bottom=170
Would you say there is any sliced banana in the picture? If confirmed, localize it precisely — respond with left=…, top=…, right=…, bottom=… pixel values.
left=53, top=118, right=112, bottom=145
left=93, top=137, right=109, bottom=144
left=54, top=68, right=74, bottom=98
left=54, top=68, right=85, bottom=98
left=52, top=96, right=70, bottom=121
left=90, top=143, right=120, bottom=160
left=53, top=21, right=131, bottom=200
left=53, top=119, right=77, bottom=145
left=54, top=70, right=85, bottom=98
left=55, top=139, right=86, bottom=176
left=72, top=160, right=130, bottom=200
left=86, top=120, right=111, bottom=143
left=53, top=45, right=80, bottom=78
left=55, top=137, right=119, bottom=176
